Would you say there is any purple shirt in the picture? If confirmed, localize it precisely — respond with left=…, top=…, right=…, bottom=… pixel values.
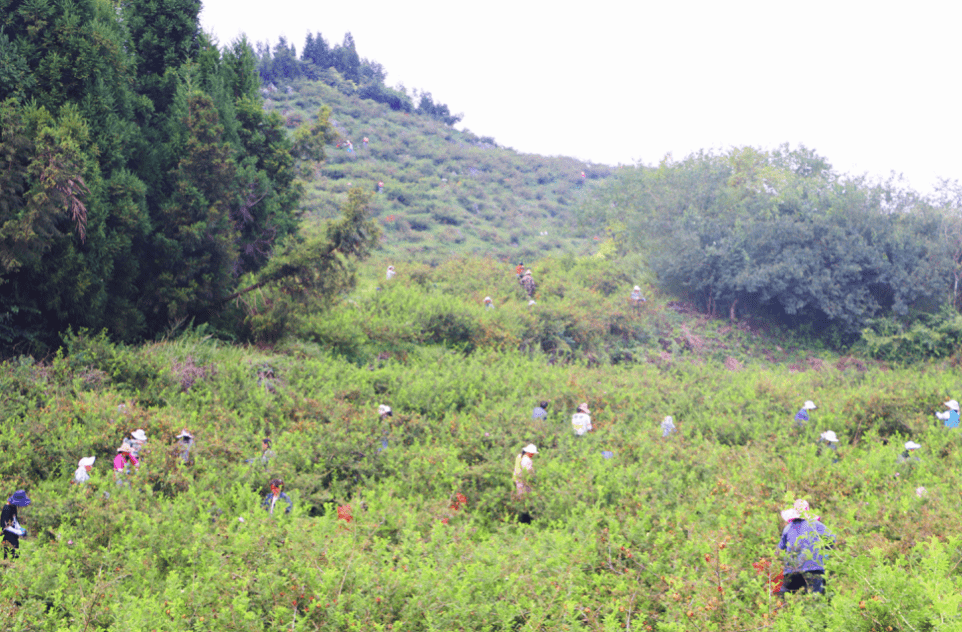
left=794, top=409, right=810, bottom=423
left=779, top=519, right=834, bottom=573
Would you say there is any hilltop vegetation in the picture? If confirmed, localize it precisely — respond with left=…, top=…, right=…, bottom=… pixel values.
left=264, top=74, right=608, bottom=262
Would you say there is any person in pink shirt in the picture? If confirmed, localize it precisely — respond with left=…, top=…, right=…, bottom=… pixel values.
left=113, top=445, right=138, bottom=472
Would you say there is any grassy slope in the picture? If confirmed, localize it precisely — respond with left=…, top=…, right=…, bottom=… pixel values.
left=266, top=74, right=614, bottom=262
left=3, top=258, right=961, bottom=630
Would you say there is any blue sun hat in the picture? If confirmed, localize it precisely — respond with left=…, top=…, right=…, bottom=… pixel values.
left=8, top=490, right=31, bottom=506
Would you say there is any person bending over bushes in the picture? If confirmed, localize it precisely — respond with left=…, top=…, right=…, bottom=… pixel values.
left=778, top=499, right=834, bottom=595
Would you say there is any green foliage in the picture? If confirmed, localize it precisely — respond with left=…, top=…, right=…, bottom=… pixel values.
left=861, top=306, right=962, bottom=363
left=4, top=313, right=962, bottom=630
left=582, top=146, right=955, bottom=344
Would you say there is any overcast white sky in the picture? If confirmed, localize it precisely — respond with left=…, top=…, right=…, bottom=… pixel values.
left=200, top=0, right=961, bottom=195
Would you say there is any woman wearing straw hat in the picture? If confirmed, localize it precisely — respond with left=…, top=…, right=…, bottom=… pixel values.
left=175, top=429, right=194, bottom=463
left=571, top=403, right=592, bottom=436
left=777, top=499, right=834, bottom=595
left=2, top=490, right=31, bottom=559
left=817, top=431, right=840, bottom=463
left=898, top=441, right=921, bottom=465
left=629, top=285, right=646, bottom=306
left=794, top=400, right=817, bottom=429
left=72, top=457, right=96, bottom=484
left=936, top=400, right=960, bottom=428
left=113, top=445, right=138, bottom=487
left=513, top=444, right=538, bottom=497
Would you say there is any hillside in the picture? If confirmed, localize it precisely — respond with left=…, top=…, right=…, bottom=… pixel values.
left=3, top=261, right=961, bottom=629
left=263, top=73, right=614, bottom=262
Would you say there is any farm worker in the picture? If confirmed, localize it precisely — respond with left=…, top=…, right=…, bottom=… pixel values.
left=898, top=441, right=921, bottom=465
left=817, top=431, right=839, bottom=463
left=363, top=137, right=369, bottom=147
left=260, top=437, right=275, bottom=464
left=520, top=269, right=536, bottom=299
left=262, top=478, right=293, bottom=515
left=630, top=285, right=646, bottom=305
left=124, top=428, right=147, bottom=457
left=513, top=444, right=538, bottom=496
left=377, top=181, right=384, bottom=193
left=72, top=456, right=96, bottom=484
left=377, top=404, right=393, bottom=451
left=777, top=499, right=834, bottom=595
left=246, top=437, right=275, bottom=465
left=532, top=401, right=549, bottom=420
left=484, top=296, right=494, bottom=309
left=2, top=490, right=31, bottom=559
left=794, top=401, right=817, bottom=428
left=580, top=171, right=586, bottom=180
left=661, top=415, right=676, bottom=437
left=936, top=400, right=959, bottom=428
left=175, top=429, right=194, bottom=463
left=515, top=262, right=524, bottom=278
left=572, top=403, right=592, bottom=436
left=386, top=265, right=396, bottom=280
left=346, top=140, right=353, bottom=153
left=113, top=444, right=138, bottom=473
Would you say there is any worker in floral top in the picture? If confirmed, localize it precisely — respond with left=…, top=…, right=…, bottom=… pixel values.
left=262, top=478, right=293, bottom=515
left=778, top=499, right=834, bottom=594
left=571, top=403, right=592, bottom=436
left=513, top=444, right=538, bottom=497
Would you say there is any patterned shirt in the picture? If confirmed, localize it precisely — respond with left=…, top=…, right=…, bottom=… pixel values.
left=532, top=406, right=547, bottom=420
left=571, top=413, right=592, bottom=436
left=779, top=519, right=834, bottom=573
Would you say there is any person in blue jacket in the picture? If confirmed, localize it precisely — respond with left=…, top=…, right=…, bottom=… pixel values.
left=936, top=399, right=959, bottom=428
left=794, top=400, right=817, bottom=428
left=778, top=499, right=835, bottom=595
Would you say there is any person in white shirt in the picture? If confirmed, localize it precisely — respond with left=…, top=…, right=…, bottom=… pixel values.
left=72, top=456, right=96, bottom=484
left=386, top=265, right=396, bottom=280
left=571, top=403, right=592, bottom=436
left=513, top=444, right=538, bottom=496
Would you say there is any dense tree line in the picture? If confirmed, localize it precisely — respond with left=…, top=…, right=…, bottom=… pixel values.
left=583, top=146, right=961, bottom=345
left=254, top=31, right=463, bottom=125
left=0, top=0, right=373, bottom=353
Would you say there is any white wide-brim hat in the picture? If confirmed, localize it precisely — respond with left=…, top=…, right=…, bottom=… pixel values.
left=523, top=443, right=538, bottom=454
left=78, top=456, right=96, bottom=467
left=945, top=400, right=960, bottom=411
left=131, top=429, right=147, bottom=442
left=802, top=400, right=817, bottom=410
left=820, top=430, right=838, bottom=442
left=781, top=508, right=801, bottom=521
left=117, top=445, right=135, bottom=453
left=175, top=429, right=193, bottom=439
left=484, top=296, right=492, bottom=302
left=905, top=441, right=921, bottom=450
left=662, top=415, right=674, bottom=425
left=633, top=285, right=641, bottom=291
left=378, top=405, right=392, bottom=415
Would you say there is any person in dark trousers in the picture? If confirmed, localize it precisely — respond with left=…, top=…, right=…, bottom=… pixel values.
left=778, top=499, right=834, bottom=595
left=262, top=478, right=293, bottom=515
left=175, top=429, right=194, bottom=463
left=2, top=490, right=31, bottom=559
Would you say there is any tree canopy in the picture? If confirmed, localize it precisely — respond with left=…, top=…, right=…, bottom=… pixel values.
left=582, top=146, right=957, bottom=340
